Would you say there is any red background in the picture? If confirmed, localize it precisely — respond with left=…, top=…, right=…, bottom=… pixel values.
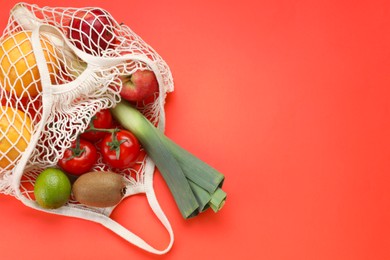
left=1, top=0, right=390, bottom=259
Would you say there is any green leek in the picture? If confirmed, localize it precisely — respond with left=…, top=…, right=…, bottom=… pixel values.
left=111, top=100, right=227, bottom=219
left=111, top=101, right=199, bottom=218
left=188, top=180, right=211, bottom=212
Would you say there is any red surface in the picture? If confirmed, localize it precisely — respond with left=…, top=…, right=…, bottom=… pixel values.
left=1, top=0, right=390, bottom=259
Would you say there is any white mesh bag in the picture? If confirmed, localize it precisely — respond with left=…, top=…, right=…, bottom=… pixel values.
left=0, top=3, right=175, bottom=254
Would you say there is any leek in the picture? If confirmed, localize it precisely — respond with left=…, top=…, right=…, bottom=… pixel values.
left=111, top=101, right=199, bottom=218
left=209, top=188, right=227, bottom=212
left=189, top=180, right=211, bottom=212
left=160, top=136, right=224, bottom=193
left=111, top=100, right=227, bottom=219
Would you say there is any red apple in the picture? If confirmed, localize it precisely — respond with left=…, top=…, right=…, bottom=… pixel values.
left=67, top=8, right=116, bottom=55
left=119, top=70, right=159, bottom=102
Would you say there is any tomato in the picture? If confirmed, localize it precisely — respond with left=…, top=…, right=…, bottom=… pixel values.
left=81, top=109, right=113, bottom=141
left=58, top=138, right=98, bottom=176
left=101, top=130, right=141, bottom=169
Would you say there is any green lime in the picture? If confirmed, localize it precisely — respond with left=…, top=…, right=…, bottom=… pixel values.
left=34, top=168, right=71, bottom=209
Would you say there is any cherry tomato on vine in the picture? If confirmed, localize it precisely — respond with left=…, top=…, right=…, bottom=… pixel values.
left=81, top=109, right=113, bottom=141
left=101, top=130, right=141, bottom=169
left=58, top=138, right=98, bottom=175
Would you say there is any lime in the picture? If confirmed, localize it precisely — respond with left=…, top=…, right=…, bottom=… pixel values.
left=34, top=168, right=71, bottom=209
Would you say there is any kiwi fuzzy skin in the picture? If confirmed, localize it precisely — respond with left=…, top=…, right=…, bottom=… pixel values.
left=72, top=171, right=126, bottom=208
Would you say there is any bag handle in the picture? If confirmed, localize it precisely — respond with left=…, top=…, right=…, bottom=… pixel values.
left=15, top=159, right=174, bottom=254
left=102, top=157, right=174, bottom=254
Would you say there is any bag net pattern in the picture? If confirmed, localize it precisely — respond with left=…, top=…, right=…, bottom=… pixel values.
left=0, top=2, right=174, bottom=217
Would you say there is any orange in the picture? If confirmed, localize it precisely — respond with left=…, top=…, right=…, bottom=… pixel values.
left=0, top=31, right=60, bottom=97
left=0, top=106, right=32, bottom=170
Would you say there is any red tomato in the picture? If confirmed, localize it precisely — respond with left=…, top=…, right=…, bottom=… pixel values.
left=81, top=109, right=113, bottom=141
left=101, top=130, right=141, bottom=169
left=58, top=138, right=98, bottom=175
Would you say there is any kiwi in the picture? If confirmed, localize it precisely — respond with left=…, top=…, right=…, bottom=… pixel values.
left=72, top=171, right=126, bottom=208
